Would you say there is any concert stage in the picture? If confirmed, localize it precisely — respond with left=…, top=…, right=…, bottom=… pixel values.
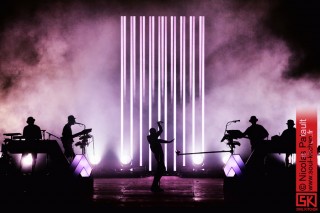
left=0, top=173, right=299, bottom=212
left=0, top=138, right=315, bottom=212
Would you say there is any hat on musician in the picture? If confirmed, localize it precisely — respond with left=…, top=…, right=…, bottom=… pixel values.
left=249, top=115, right=258, bottom=123
left=68, top=115, right=76, bottom=122
left=26, top=116, right=35, bottom=124
left=286, top=119, right=295, bottom=126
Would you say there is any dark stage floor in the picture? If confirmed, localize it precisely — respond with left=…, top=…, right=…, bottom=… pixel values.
left=92, top=176, right=225, bottom=209
left=0, top=174, right=298, bottom=212
left=91, top=175, right=297, bottom=211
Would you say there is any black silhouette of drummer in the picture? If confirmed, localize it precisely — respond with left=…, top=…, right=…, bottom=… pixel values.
left=22, top=116, right=42, bottom=171
left=243, top=116, right=269, bottom=151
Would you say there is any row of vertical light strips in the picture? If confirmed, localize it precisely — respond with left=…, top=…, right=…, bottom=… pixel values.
left=120, top=16, right=205, bottom=171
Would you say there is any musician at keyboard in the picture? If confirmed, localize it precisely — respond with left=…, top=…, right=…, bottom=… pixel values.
left=61, top=115, right=78, bottom=162
left=243, top=116, right=269, bottom=152
left=242, top=115, right=269, bottom=175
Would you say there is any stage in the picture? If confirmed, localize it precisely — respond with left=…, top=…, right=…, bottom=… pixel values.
left=0, top=174, right=298, bottom=212
left=92, top=176, right=224, bottom=209
left=0, top=138, right=308, bottom=212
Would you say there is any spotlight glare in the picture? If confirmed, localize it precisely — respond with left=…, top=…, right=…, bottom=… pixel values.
left=89, top=155, right=101, bottom=165
left=192, top=154, right=204, bottom=165
left=290, top=153, right=296, bottom=165
left=222, top=153, right=231, bottom=164
left=120, top=154, right=132, bottom=165
left=21, top=153, right=33, bottom=168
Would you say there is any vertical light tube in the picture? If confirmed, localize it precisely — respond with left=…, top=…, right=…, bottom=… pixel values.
left=179, top=18, right=183, bottom=100
left=170, top=17, right=174, bottom=102
left=199, top=16, right=203, bottom=152
left=181, top=16, right=186, bottom=166
left=151, top=17, right=155, bottom=100
left=171, top=16, right=177, bottom=171
left=164, top=16, right=168, bottom=169
left=201, top=16, right=205, bottom=153
left=142, top=17, right=146, bottom=100
left=161, top=16, right=165, bottom=98
left=158, top=16, right=162, bottom=134
left=120, top=16, right=125, bottom=160
left=179, top=16, right=183, bottom=164
left=123, top=17, right=127, bottom=98
left=189, top=16, right=192, bottom=151
left=191, top=16, right=195, bottom=153
left=199, top=17, right=202, bottom=99
left=139, top=16, right=145, bottom=166
left=189, top=16, right=193, bottom=101
left=130, top=16, right=135, bottom=162
left=133, top=17, right=136, bottom=100
left=148, top=16, right=154, bottom=171
left=122, top=15, right=205, bottom=172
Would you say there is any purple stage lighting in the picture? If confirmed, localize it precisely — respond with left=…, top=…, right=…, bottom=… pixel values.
left=121, top=16, right=205, bottom=172
left=71, top=154, right=92, bottom=177
left=21, top=153, right=33, bottom=168
left=223, top=154, right=245, bottom=177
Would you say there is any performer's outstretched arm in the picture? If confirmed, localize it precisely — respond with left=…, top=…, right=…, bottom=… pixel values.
left=157, top=121, right=163, bottom=135
left=158, top=139, right=175, bottom=144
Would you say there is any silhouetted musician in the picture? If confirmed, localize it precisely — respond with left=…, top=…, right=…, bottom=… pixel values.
left=61, top=115, right=91, bottom=162
left=242, top=116, right=269, bottom=175
left=22, top=116, right=42, bottom=172
left=243, top=116, right=269, bottom=151
left=62, top=115, right=77, bottom=161
left=279, top=119, right=296, bottom=167
left=267, top=120, right=296, bottom=156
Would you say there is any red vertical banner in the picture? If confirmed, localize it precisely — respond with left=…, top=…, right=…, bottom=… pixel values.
left=296, top=108, right=318, bottom=211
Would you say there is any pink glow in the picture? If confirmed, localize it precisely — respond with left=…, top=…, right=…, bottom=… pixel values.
left=1, top=1, right=318, bottom=175
left=200, top=16, right=205, bottom=153
left=120, top=16, right=125, bottom=161
left=139, top=16, right=145, bottom=166
left=181, top=16, right=186, bottom=166
left=171, top=16, right=177, bottom=171
left=164, top=16, right=168, bottom=168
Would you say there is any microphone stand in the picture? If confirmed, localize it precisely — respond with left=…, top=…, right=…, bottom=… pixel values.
left=177, top=120, right=242, bottom=156
left=76, top=123, right=86, bottom=130
left=41, top=130, right=46, bottom=140
left=176, top=150, right=232, bottom=156
left=46, top=132, right=61, bottom=140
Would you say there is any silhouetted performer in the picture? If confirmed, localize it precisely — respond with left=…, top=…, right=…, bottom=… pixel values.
left=243, top=115, right=269, bottom=175
left=147, top=121, right=174, bottom=192
left=61, top=115, right=77, bottom=162
left=243, top=116, right=269, bottom=151
left=23, top=116, right=42, bottom=172
left=280, top=119, right=296, bottom=167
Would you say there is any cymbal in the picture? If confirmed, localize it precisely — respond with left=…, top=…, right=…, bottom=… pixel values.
left=3, top=133, right=21, bottom=136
